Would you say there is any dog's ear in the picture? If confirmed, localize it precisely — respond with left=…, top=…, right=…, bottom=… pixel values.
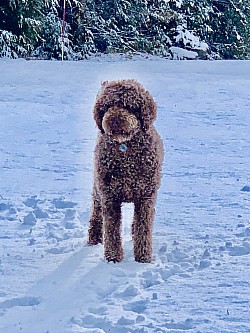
left=93, top=97, right=106, bottom=133
left=139, top=89, right=157, bottom=132
left=93, top=81, right=113, bottom=132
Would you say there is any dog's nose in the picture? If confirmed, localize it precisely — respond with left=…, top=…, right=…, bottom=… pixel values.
left=111, top=117, right=122, bottom=129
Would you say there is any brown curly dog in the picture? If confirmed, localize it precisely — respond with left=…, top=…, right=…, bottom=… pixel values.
left=88, top=79, right=163, bottom=263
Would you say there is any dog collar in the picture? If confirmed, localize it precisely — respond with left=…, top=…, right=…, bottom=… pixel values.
left=119, top=144, right=128, bottom=152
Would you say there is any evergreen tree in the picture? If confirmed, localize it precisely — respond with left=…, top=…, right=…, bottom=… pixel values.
left=207, top=0, right=249, bottom=58
left=180, top=0, right=250, bottom=59
left=0, top=0, right=43, bottom=57
left=0, top=0, right=249, bottom=59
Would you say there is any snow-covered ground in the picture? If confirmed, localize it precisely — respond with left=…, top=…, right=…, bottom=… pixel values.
left=0, top=56, right=250, bottom=333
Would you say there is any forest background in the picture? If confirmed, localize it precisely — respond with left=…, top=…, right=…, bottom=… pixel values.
left=0, top=0, right=250, bottom=60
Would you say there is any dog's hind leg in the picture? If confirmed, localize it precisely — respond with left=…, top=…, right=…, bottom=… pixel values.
left=88, top=186, right=103, bottom=245
left=133, top=197, right=155, bottom=263
left=102, top=198, right=124, bottom=262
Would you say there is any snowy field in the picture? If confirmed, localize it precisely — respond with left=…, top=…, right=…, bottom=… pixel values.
left=0, top=56, right=250, bottom=333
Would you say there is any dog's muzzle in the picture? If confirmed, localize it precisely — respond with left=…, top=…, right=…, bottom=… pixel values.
left=102, top=107, right=139, bottom=143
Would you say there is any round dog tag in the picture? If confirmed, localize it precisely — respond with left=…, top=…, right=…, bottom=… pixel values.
left=119, top=144, right=127, bottom=152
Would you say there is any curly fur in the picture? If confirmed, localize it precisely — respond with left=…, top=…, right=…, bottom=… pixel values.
left=88, top=79, right=163, bottom=263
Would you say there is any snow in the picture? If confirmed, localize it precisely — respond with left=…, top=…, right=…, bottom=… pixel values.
left=175, top=25, right=209, bottom=52
left=0, top=56, right=250, bottom=333
left=169, top=46, right=198, bottom=60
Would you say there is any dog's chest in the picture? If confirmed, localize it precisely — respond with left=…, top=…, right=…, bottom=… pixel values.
left=98, top=139, right=156, bottom=181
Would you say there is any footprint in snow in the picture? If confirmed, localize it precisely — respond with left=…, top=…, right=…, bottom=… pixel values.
left=88, top=306, right=107, bottom=315
left=23, top=196, right=40, bottom=208
left=0, top=203, right=12, bottom=211
left=164, top=318, right=195, bottom=330
left=63, top=209, right=79, bottom=229
left=122, top=300, right=147, bottom=314
left=22, top=212, right=37, bottom=226
left=76, top=314, right=112, bottom=330
left=71, top=316, right=106, bottom=333
left=0, top=296, right=41, bottom=309
left=228, top=241, right=250, bottom=256
left=116, top=316, right=135, bottom=325
left=236, top=227, right=250, bottom=238
left=52, top=198, right=77, bottom=209
left=116, top=284, right=139, bottom=298
left=141, top=270, right=163, bottom=289
left=33, top=207, right=49, bottom=219
left=241, top=185, right=250, bottom=192
left=97, top=284, right=118, bottom=299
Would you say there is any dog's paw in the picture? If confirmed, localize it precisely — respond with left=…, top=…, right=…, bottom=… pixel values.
left=87, top=238, right=103, bottom=246
left=105, top=249, right=124, bottom=263
left=106, top=256, right=123, bottom=263
left=135, top=255, right=152, bottom=263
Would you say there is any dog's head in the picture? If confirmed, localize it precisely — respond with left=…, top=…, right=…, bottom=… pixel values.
left=93, top=80, right=157, bottom=141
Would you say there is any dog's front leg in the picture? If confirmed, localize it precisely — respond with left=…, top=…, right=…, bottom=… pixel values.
left=88, top=186, right=103, bottom=245
left=133, top=197, right=155, bottom=263
left=102, top=198, right=124, bottom=262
